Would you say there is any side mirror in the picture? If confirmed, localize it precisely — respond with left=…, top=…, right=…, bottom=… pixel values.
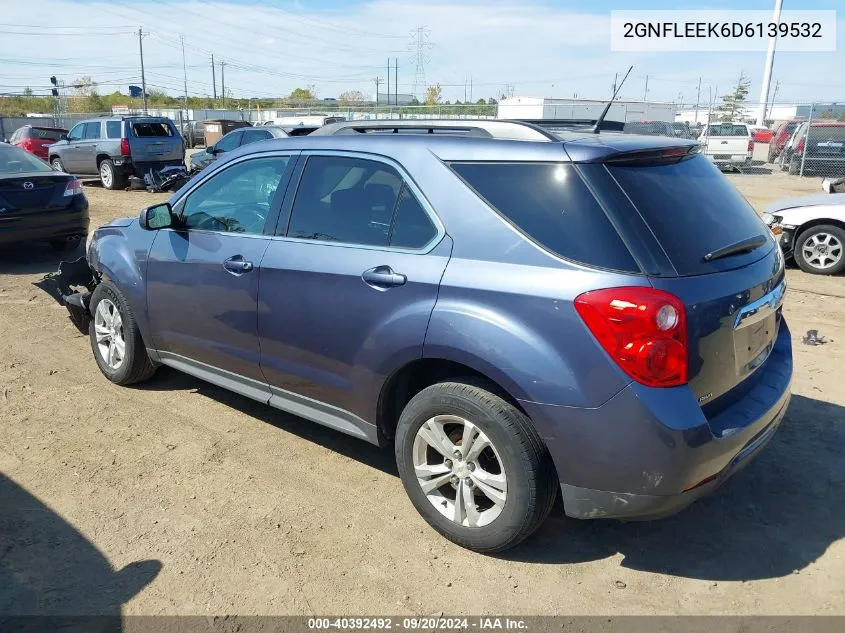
left=139, top=202, right=176, bottom=231
left=60, top=134, right=68, bottom=141
left=206, top=145, right=215, bottom=154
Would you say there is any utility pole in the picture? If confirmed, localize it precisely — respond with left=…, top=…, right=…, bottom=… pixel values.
left=643, top=75, right=649, bottom=102
left=612, top=72, right=618, bottom=94
left=394, top=58, right=398, bottom=106
left=757, top=0, right=783, bottom=126
left=220, top=60, right=226, bottom=108
left=387, top=59, right=391, bottom=107
left=138, top=27, right=148, bottom=114
left=409, top=26, right=433, bottom=100
left=211, top=54, right=217, bottom=100
left=180, top=35, right=189, bottom=115
left=469, top=77, right=472, bottom=103
left=694, top=77, right=702, bottom=123
left=464, top=77, right=467, bottom=103
left=374, top=76, right=383, bottom=108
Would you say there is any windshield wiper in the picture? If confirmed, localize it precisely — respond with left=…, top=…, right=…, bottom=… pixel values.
left=702, top=235, right=768, bottom=262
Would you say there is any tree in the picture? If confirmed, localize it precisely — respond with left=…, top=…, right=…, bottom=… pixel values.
left=71, top=76, right=96, bottom=97
left=23, top=87, right=33, bottom=97
left=716, top=71, right=751, bottom=122
left=424, top=84, right=442, bottom=106
left=289, top=87, right=315, bottom=101
left=339, top=90, right=365, bottom=105
left=409, top=97, right=420, bottom=106
left=476, top=98, right=487, bottom=105
left=488, top=97, right=498, bottom=105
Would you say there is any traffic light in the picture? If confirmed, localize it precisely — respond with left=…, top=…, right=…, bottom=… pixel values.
left=50, top=76, right=58, bottom=97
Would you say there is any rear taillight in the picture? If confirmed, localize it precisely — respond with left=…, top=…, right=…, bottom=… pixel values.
left=20, top=138, right=33, bottom=152
left=574, top=287, right=688, bottom=388
left=120, top=138, right=131, bottom=156
left=63, top=178, right=83, bottom=197
left=795, top=137, right=805, bottom=155
left=747, top=138, right=754, bottom=152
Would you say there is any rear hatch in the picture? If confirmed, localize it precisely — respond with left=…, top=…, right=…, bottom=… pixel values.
left=127, top=118, right=183, bottom=163
left=26, top=128, right=65, bottom=158
left=582, top=149, right=784, bottom=429
left=0, top=173, right=74, bottom=220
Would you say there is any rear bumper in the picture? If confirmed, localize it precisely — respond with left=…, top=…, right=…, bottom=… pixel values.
left=521, top=322, right=793, bottom=521
left=0, top=199, right=89, bottom=244
left=119, top=160, right=186, bottom=177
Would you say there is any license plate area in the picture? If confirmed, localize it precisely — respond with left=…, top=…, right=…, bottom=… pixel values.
left=734, top=313, right=778, bottom=375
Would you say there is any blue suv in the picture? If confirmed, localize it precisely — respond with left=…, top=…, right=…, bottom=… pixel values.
left=70, top=120, right=791, bottom=552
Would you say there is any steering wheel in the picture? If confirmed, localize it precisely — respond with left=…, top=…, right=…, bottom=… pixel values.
left=190, top=203, right=267, bottom=233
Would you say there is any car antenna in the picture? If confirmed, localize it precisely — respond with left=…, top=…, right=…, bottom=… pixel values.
left=592, top=65, right=633, bottom=134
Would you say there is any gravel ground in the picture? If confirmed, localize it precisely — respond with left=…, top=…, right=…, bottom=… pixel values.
left=0, top=160, right=843, bottom=617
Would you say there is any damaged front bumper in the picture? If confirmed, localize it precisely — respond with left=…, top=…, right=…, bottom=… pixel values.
left=35, top=256, right=98, bottom=334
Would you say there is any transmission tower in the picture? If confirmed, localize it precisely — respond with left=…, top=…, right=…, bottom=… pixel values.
left=409, top=26, right=433, bottom=100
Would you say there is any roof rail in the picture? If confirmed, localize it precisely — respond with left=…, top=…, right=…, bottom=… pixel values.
left=312, top=119, right=558, bottom=141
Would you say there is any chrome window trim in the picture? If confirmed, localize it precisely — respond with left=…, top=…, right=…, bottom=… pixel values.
left=275, top=149, right=446, bottom=255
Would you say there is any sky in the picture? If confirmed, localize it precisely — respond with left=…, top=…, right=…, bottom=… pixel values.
left=0, top=0, right=841, bottom=106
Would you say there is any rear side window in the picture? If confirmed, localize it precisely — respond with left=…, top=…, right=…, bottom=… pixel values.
left=390, top=185, right=437, bottom=249
left=106, top=121, right=122, bottom=139
left=132, top=121, right=173, bottom=137
left=608, top=154, right=769, bottom=276
left=29, top=128, right=65, bottom=141
left=241, top=129, right=272, bottom=144
left=450, top=162, right=639, bottom=272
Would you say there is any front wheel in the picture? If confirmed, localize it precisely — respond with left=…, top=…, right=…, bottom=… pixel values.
left=395, top=381, right=557, bottom=553
left=794, top=225, right=845, bottom=275
left=89, top=282, right=156, bottom=385
left=51, top=157, right=64, bottom=172
left=788, top=156, right=801, bottom=176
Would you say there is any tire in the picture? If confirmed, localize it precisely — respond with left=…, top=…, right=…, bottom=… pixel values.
left=395, top=381, right=557, bottom=553
left=51, top=157, right=64, bottom=172
left=50, top=235, right=82, bottom=252
left=794, top=224, right=845, bottom=276
left=88, top=282, right=156, bottom=385
left=788, top=156, right=800, bottom=176
left=98, top=159, right=124, bottom=190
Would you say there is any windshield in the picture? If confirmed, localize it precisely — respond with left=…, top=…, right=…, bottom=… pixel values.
left=0, top=145, right=54, bottom=173
left=809, top=126, right=845, bottom=142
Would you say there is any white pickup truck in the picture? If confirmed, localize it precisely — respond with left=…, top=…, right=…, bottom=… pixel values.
left=698, top=123, right=754, bottom=171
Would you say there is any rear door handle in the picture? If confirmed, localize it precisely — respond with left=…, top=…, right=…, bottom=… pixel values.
left=362, top=265, right=406, bottom=289
left=223, top=255, right=254, bottom=275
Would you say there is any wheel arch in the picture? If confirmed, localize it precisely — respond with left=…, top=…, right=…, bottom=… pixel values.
left=795, top=217, right=845, bottom=239
left=376, top=356, right=528, bottom=446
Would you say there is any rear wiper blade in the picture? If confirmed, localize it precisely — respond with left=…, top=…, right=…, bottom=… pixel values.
left=702, top=235, right=768, bottom=262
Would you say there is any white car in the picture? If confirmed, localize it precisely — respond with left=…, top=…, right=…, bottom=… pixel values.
left=823, top=176, right=845, bottom=193
left=763, top=193, right=845, bottom=275
left=698, top=122, right=754, bottom=171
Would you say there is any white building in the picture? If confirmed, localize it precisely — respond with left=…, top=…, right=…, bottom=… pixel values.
left=497, top=96, right=677, bottom=123
left=675, top=103, right=845, bottom=125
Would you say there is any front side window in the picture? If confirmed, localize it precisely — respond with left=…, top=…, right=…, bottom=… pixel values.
left=67, top=123, right=84, bottom=141
left=215, top=131, right=242, bottom=153
left=287, top=155, right=404, bottom=247
left=181, top=156, right=290, bottom=234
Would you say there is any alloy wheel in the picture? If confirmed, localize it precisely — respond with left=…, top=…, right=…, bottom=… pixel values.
left=802, top=232, right=843, bottom=270
left=412, top=415, right=507, bottom=528
left=94, top=299, right=125, bottom=370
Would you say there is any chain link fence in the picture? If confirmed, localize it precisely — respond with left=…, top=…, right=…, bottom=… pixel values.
left=766, top=103, right=845, bottom=181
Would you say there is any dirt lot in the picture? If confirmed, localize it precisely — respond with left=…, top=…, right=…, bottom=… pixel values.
left=1, top=168, right=844, bottom=616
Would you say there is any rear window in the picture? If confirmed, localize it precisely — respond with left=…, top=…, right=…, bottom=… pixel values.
left=624, top=122, right=671, bottom=136
left=809, top=125, right=845, bottom=141
left=0, top=146, right=53, bottom=173
left=607, top=154, right=769, bottom=276
left=132, top=121, right=174, bottom=137
left=705, top=124, right=749, bottom=137
left=451, top=162, right=639, bottom=272
left=26, top=128, right=65, bottom=141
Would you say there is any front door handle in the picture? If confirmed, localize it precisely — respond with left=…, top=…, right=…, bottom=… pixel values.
left=223, top=255, right=254, bottom=275
left=362, top=265, right=406, bottom=289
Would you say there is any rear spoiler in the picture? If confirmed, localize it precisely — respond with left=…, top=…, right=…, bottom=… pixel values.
left=517, top=119, right=626, bottom=133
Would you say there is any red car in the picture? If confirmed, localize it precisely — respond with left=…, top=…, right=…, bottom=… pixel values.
left=8, top=125, right=68, bottom=161
left=753, top=127, right=774, bottom=143
left=767, top=119, right=804, bottom=162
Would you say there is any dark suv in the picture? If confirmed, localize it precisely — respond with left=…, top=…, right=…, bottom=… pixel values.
left=66, top=120, right=791, bottom=553
left=49, top=116, right=184, bottom=190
